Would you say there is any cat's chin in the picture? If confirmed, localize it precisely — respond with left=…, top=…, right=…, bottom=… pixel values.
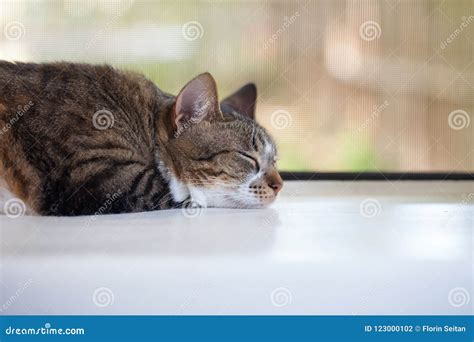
left=205, top=196, right=277, bottom=209
left=173, top=182, right=278, bottom=210
left=191, top=193, right=276, bottom=210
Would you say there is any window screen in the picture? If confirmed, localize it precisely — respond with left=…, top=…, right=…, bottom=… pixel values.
left=1, top=0, right=472, bottom=172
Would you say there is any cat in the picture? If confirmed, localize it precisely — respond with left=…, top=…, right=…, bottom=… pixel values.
left=0, top=61, right=283, bottom=216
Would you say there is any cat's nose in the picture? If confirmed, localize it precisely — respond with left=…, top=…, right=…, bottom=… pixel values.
left=266, top=169, right=283, bottom=194
left=269, top=181, right=282, bottom=194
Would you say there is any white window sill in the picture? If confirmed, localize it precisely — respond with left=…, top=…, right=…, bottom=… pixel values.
left=1, top=181, right=472, bottom=315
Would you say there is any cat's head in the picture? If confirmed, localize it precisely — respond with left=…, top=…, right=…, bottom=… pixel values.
left=158, top=73, right=283, bottom=209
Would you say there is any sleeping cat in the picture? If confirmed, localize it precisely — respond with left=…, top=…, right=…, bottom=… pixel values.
left=0, top=61, right=282, bottom=216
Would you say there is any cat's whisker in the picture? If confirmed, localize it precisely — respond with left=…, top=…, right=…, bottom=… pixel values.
left=1, top=60, right=281, bottom=215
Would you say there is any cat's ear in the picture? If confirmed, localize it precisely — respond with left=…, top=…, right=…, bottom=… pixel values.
left=172, top=73, right=220, bottom=131
left=221, top=83, right=257, bottom=119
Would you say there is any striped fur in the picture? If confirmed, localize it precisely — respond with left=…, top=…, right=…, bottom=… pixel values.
left=0, top=62, right=282, bottom=216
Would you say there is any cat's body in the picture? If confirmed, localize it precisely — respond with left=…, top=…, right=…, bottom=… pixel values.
left=0, top=61, right=282, bottom=216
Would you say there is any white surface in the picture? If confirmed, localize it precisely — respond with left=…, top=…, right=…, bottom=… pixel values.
left=0, top=181, right=473, bottom=315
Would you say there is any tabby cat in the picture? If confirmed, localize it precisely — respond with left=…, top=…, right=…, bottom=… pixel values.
left=0, top=61, right=282, bottom=216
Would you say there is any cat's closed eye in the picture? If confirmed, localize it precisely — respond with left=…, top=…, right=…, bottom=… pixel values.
left=236, top=152, right=259, bottom=172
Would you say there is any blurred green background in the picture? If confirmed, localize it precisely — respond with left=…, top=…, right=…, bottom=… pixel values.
left=1, top=0, right=473, bottom=172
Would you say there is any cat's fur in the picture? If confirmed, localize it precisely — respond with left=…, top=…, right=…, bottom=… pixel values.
left=0, top=61, right=282, bottom=216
